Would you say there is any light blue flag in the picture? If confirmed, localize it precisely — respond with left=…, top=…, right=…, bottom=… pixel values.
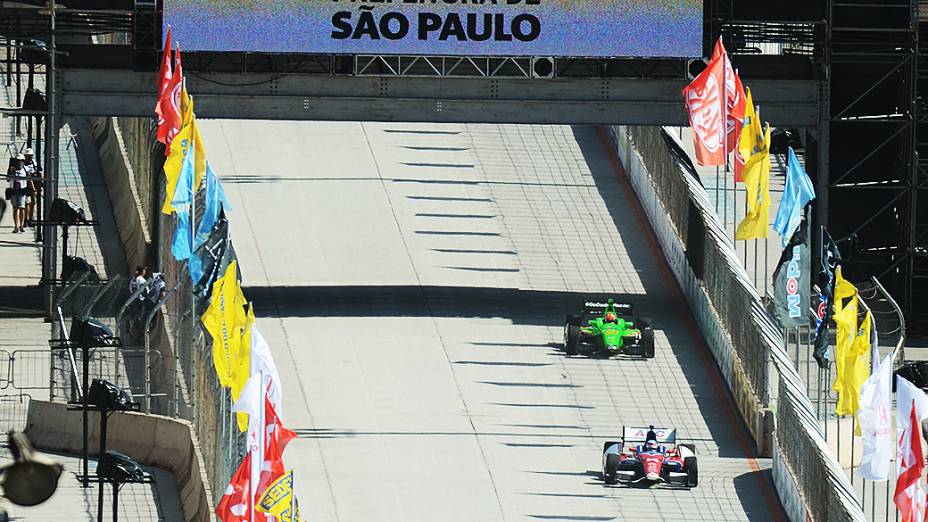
left=195, top=162, right=230, bottom=249
left=188, top=245, right=204, bottom=285
left=773, top=147, right=816, bottom=247
left=171, top=141, right=196, bottom=212
left=171, top=210, right=192, bottom=261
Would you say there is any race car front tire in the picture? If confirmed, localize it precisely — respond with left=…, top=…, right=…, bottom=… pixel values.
left=604, top=454, right=620, bottom=485
left=684, top=456, right=698, bottom=487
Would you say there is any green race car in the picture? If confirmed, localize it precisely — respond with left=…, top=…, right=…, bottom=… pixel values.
left=563, top=299, right=654, bottom=358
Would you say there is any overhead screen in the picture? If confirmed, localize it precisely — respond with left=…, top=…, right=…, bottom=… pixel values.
left=164, top=1, right=703, bottom=58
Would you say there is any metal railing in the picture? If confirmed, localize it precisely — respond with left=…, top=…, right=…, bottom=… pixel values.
left=614, top=124, right=868, bottom=520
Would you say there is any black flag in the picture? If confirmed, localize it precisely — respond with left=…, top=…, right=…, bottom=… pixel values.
left=812, top=228, right=842, bottom=368
left=772, top=217, right=810, bottom=328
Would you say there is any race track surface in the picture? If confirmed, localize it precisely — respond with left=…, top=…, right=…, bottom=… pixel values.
left=200, top=121, right=785, bottom=522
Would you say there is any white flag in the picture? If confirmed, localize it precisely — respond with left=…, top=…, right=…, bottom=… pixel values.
left=232, top=371, right=266, bottom=510
left=250, top=323, right=283, bottom=416
left=857, top=348, right=893, bottom=480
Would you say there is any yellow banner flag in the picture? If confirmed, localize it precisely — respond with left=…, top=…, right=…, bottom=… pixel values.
left=202, top=260, right=248, bottom=389
left=832, top=267, right=867, bottom=416
left=734, top=121, right=771, bottom=240
left=162, top=87, right=207, bottom=215
left=256, top=470, right=300, bottom=522
left=234, top=305, right=256, bottom=432
left=738, top=88, right=758, bottom=162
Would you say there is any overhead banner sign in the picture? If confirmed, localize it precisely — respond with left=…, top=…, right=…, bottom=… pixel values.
left=164, top=1, right=702, bottom=57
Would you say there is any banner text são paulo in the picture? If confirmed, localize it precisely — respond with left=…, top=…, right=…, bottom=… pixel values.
left=165, top=0, right=702, bottom=57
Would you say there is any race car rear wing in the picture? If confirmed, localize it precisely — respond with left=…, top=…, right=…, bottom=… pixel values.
left=582, top=301, right=634, bottom=317
left=622, top=426, right=676, bottom=444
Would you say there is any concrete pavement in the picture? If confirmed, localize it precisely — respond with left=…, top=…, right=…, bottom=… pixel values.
left=203, top=120, right=786, bottom=521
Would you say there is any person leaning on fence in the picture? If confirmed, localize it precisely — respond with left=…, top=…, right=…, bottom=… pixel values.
left=6, top=153, right=33, bottom=234
left=22, top=148, right=43, bottom=226
left=145, top=269, right=166, bottom=306
left=127, top=265, right=148, bottom=338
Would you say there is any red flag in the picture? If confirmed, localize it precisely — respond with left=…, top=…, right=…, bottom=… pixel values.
left=265, top=396, right=296, bottom=452
left=894, top=400, right=926, bottom=522
left=216, top=454, right=252, bottom=522
left=682, top=52, right=725, bottom=166
left=255, top=428, right=287, bottom=498
left=156, top=26, right=172, bottom=97
left=711, top=38, right=747, bottom=153
left=155, top=46, right=183, bottom=151
left=253, top=397, right=296, bottom=509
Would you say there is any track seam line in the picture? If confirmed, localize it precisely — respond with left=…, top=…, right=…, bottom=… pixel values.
left=594, top=126, right=786, bottom=522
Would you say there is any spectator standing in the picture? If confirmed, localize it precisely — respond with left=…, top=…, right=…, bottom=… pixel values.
left=22, top=148, right=43, bottom=226
left=7, top=153, right=32, bottom=234
left=145, top=268, right=167, bottom=305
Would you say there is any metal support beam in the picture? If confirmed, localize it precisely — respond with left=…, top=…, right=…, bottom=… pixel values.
left=58, top=69, right=819, bottom=126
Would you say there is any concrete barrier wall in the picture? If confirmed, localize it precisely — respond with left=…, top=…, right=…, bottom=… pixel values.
left=604, top=125, right=771, bottom=454
left=89, top=117, right=151, bottom=272
left=25, top=400, right=214, bottom=521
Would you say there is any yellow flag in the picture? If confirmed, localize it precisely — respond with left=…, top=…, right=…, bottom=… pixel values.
left=734, top=121, right=771, bottom=240
left=234, top=305, right=256, bottom=432
left=738, top=88, right=759, bottom=163
left=162, top=88, right=207, bottom=215
left=831, top=267, right=866, bottom=416
left=256, top=470, right=300, bottom=521
left=202, top=260, right=248, bottom=388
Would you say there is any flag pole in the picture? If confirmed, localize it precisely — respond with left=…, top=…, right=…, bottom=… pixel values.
left=290, top=470, right=297, bottom=522
left=721, top=37, right=729, bottom=240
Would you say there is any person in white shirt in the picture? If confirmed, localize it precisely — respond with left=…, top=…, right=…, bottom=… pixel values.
left=7, top=153, right=32, bottom=234
left=22, top=148, right=42, bottom=226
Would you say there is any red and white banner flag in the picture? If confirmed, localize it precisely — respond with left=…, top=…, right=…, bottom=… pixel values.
left=895, top=376, right=928, bottom=522
left=711, top=38, right=746, bottom=153
left=155, top=46, right=183, bottom=151
left=216, top=454, right=252, bottom=522
left=682, top=52, right=725, bottom=166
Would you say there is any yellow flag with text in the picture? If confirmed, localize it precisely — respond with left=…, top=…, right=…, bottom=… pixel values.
left=734, top=122, right=771, bottom=240
left=256, top=470, right=300, bottom=522
left=832, top=267, right=867, bottom=416
left=161, top=88, right=207, bottom=214
left=202, top=260, right=248, bottom=389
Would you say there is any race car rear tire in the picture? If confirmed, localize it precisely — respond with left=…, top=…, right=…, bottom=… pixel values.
left=641, top=326, right=655, bottom=359
left=565, top=321, right=581, bottom=356
left=604, top=454, right=620, bottom=485
left=684, top=456, right=698, bottom=487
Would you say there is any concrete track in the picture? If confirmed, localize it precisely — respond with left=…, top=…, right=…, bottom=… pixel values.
left=200, top=121, right=785, bottom=522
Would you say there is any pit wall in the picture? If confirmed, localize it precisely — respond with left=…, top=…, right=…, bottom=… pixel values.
left=604, top=125, right=865, bottom=521
left=25, top=400, right=214, bottom=521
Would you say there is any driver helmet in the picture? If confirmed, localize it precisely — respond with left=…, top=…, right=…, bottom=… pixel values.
left=604, top=312, right=617, bottom=324
left=645, top=439, right=659, bottom=451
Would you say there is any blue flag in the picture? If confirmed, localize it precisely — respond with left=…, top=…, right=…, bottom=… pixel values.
left=773, top=147, right=816, bottom=247
left=195, top=162, right=230, bottom=249
left=171, top=210, right=192, bottom=261
left=171, top=138, right=196, bottom=212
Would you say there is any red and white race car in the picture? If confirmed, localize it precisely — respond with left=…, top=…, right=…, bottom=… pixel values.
left=602, top=426, right=698, bottom=487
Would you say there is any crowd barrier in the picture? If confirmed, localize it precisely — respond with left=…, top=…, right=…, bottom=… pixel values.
left=605, top=125, right=866, bottom=521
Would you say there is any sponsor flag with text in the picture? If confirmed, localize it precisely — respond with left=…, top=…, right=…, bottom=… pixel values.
left=682, top=49, right=726, bottom=166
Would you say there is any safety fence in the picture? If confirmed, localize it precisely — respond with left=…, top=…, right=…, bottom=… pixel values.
left=106, top=115, right=243, bottom=499
left=609, top=124, right=867, bottom=520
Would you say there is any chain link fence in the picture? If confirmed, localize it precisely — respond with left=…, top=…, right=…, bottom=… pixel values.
left=612, top=124, right=868, bottom=520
